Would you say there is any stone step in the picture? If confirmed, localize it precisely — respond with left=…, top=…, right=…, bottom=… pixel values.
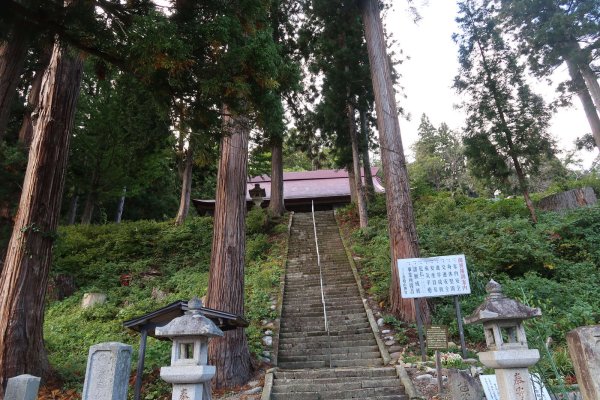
left=279, top=327, right=374, bottom=339
left=278, top=351, right=382, bottom=363
left=274, top=367, right=398, bottom=379
left=271, top=392, right=408, bottom=400
left=272, top=377, right=401, bottom=393
left=279, top=338, right=377, bottom=350
left=277, top=358, right=384, bottom=369
left=279, top=345, right=380, bottom=356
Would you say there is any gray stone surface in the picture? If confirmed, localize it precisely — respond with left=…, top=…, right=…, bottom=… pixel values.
left=81, top=292, right=107, bottom=309
left=4, top=374, right=40, bottom=400
left=448, top=369, right=485, bottom=400
left=82, top=342, right=132, bottom=400
left=566, top=325, right=600, bottom=400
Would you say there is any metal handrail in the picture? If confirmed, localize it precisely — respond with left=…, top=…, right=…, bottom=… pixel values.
left=312, top=201, right=328, bottom=332
left=311, top=201, right=331, bottom=367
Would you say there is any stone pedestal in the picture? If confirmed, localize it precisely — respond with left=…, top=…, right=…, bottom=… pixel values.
left=478, top=349, right=540, bottom=400
left=82, top=342, right=132, bottom=400
left=566, top=325, right=600, bottom=400
left=161, top=365, right=216, bottom=400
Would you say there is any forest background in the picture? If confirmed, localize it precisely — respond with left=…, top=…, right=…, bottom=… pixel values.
left=1, top=0, right=600, bottom=396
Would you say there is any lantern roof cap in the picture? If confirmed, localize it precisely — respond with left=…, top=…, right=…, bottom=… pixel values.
left=464, top=280, right=541, bottom=325
left=155, top=297, right=224, bottom=338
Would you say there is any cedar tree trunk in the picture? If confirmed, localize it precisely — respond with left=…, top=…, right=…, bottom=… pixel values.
left=348, top=166, right=358, bottom=203
left=115, top=187, right=126, bottom=224
left=511, top=154, right=537, bottom=223
left=0, top=39, right=83, bottom=394
left=348, top=102, right=368, bottom=227
left=566, top=59, right=600, bottom=149
left=66, top=194, right=79, bottom=225
left=360, top=0, right=426, bottom=322
left=580, top=63, right=600, bottom=114
left=18, top=48, right=53, bottom=146
left=175, top=148, right=193, bottom=225
left=359, top=108, right=375, bottom=198
left=0, top=26, right=29, bottom=140
left=206, top=105, right=253, bottom=388
left=268, top=138, right=285, bottom=216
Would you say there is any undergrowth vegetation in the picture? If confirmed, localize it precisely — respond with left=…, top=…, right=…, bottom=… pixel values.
left=45, top=208, right=287, bottom=395
left=338, top=187, right=600, bottom=386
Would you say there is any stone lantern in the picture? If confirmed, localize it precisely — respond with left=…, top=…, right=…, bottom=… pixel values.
left=248, top=184, right=266, bottom=208
left=155, top=297, right=224, bottom=400
left=465, top=280, right=542, bottom=400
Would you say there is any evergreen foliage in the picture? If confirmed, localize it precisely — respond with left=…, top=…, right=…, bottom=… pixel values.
left=340, top=189, right=600, bottom=349
left=454, top=0, right=556, bottom=221
left=45, top=212, right=287, bottom=392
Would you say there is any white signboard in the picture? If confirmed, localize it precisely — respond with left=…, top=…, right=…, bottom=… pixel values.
left=480, top=374, right=551, bottom=400
left=397, top=254, right=470, bottom=298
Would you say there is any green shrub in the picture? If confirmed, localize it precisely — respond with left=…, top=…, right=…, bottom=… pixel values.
left=45, top=213, right=288, bottom=391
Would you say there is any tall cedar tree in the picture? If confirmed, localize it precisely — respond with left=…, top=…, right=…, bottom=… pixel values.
left=303, top=0, right=373, bottom=227
left=204, top=0, right=285, bottom=388
left=454, top=0, right=555, bottom=223
left=359, top=0, right=428, bottom=322
left=0, top=38, right=83, bottom=393
left=206, top=105, right=253, bottom=387
left=498, top=0, right=600, bottom=148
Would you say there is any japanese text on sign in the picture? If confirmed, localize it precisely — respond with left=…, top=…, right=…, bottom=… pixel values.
left=397, top=254, right=471, bottom=298
left=426, top=325, right=448, bottom=350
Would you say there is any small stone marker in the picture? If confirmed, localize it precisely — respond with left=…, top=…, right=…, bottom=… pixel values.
left=81, top=292, right=107, bottom=309
left=566, top=325, right=600, bottom=400
left=82, top=342, right=132, bottom=400
left=4, top=374, right=41, bottom=400
left=448, top=369, right=485, bottom=400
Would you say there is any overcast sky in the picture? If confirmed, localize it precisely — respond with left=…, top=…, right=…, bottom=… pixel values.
left=383, top=0, right=598, bottom=168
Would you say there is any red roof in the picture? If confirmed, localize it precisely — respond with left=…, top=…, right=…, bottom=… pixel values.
left=246, top=167, right=384, bottom=201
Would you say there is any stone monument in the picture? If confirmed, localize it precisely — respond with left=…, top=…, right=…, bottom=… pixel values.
left=465, top=280, right=542, bottom=400
left=156, top=297, right=224, bottom=400
left=82, top=342, right=132, bottom=400
left=4, top=374, right=40, bottom=400
left=566, top=325, right=600, bottom=400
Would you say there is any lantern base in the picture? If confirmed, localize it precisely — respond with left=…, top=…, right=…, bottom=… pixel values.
left=160, top=365, right=216, bottom=384
left=479, top=349, right=539, bottom=369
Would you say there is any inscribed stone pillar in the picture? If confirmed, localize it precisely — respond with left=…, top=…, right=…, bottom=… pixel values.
left=82, top=342, right=132, bottom=400
left=566, top=325, right=600, bottom=400
left=4, top=374, right=40, bottom=400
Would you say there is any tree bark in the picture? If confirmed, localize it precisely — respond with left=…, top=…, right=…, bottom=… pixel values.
left=348, top=165, right=358, bottom=203
left=18, top=47, right=53, bottom=146
left=0, top=26, right=30, bottom=140
left=206, top=104, right=253, bottom=388
left=566, top=59, right=600, bottom=149
left=66, top=194, right=78, bottom=225
left=80, top=190, right=96, bottom=225
left=360, top=0, right=427, bottom=322
left=175, top=148, right=193, bottom=226
left=268, top=138, right=286, bottom=216
left=0, top=39, right=83, bottom=393
left=580, top=63, right=600, bottom=114
left=348, top=102, right=368, bottom=227
left=360, top=108, right=375, bottom=198
left=115, top=187, right=126, bottom=223
left=511, top=155, right=537, bottom=223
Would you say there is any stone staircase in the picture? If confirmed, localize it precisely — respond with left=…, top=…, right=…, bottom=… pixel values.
left=270, top=211, right=407, bottom=399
